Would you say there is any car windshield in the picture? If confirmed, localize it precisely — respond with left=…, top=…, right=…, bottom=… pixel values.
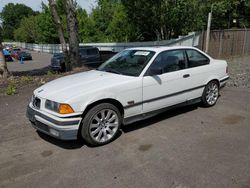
left=97, top=50, right=155, bottom=76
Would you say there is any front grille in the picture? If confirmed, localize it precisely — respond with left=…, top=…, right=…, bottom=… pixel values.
left=33, top=97, right=41, bottom=109
left=51, top=59, right=57, bottom=66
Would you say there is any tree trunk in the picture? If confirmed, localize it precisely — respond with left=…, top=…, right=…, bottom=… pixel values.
left=0, top=43, right=9, bottom=79
left=48, top=0, right=70, bottom=71
left=64, top=0, right=81, bottom=68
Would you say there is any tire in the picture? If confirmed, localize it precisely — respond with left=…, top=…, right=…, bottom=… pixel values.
left=60, top=62, right=66, bottom=72
left=202, top=80, right=219, bottom=107
left=81, top=103, right=122, bottom=146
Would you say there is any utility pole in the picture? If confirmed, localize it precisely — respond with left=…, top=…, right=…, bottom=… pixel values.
left=205, top=5, right=214, bottom=53
left=205, top=12, right=212, bottom=53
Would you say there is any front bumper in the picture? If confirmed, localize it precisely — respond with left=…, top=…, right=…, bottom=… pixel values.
left=50, top=65, right=62, bottom=71
left=26, top=105, right=81, bottom=140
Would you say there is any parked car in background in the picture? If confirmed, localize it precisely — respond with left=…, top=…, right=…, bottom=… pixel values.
left=11, top=48, right=22, bottom=59
left=17, top=51, right=32, bottom=60
left=50, top=53, right=64, bottom=71
left=3, top=49, right=13, bottom=62
left=4, top=45, right=12, bottom=51
left=79, top=46, right=101, bottom=65
left=50, top=46, right=114, bottom=71
left=27, top=46, right=229, bottom=146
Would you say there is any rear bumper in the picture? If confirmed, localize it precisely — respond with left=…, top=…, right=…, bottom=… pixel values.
left=219, top=76, right=229, bottom=88
left=26, top=105, right=81, bottom=140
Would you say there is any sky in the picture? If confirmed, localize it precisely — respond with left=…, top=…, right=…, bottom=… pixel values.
left=0, top=0, right=97, bottom=13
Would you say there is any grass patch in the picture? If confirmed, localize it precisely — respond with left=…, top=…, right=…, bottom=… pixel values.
left=47, top=70, right=55, bottom=76
left=5, top=82, right=17, bottom=95
left=20, top=75, right=33, bottom=82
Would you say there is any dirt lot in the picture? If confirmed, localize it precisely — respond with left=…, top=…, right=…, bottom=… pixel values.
left=7, top=51, right=52, bottom=73
left=0, top=55, right=250, bottom=188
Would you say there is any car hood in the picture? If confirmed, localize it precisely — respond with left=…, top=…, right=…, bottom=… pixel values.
left=34, top=70, right=134, bottom=102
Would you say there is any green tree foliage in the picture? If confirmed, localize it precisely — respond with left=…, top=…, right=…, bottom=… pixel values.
left=36, top=10, right=61, bottom=43
left=107, top=3, right=133, bottom=42
left=0, top=27, right=3, bottom=43
left=77, top=8, right=96, bottom=42
left=3, top=0, right=250, bottom=43
left=14, top=16, right=39, bottom=43
left=195, top=0, right=250, bottom=29
left=77, top=1, right=132, bottom=42
left=0, top=3, right=36, bottom=40
left=88, top=0, right=119, bottom=42
left=13, top=2, right=62, bottom=43
left=122, top=0, right=204, bottom=40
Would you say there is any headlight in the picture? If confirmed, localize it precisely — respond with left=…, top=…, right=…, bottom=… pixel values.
left=45, top=100, right=60, bottom=112
left=45, top=100, right=74, bottom=114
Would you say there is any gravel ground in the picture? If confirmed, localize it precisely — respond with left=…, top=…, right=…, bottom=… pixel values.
left=0, top=86, right=249, bottom=188
left=226, top=55, right=250, bottom=88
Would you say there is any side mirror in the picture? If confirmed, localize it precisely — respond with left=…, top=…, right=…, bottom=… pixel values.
left=148, top=67, right=163, bottom=76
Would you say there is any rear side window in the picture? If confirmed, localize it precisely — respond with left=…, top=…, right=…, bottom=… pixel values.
left=87, top=48, right=99, bottom=56
left=79, top=49, right=87, bottom=56
left=149, top=50, right=186, bottom=74
left=186, top=49, right=209, bottom=68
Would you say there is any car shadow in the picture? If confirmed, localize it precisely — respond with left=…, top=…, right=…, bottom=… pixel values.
left=122, top=103, right=199, bottom=133
left=37, top=131, right=85, bottom=149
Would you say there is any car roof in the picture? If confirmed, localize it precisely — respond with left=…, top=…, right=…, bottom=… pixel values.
left=128, top=46, right=198, bottom=53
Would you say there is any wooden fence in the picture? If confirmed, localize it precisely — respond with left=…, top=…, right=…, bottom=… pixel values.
left=199, top=29, right=250, bottom=58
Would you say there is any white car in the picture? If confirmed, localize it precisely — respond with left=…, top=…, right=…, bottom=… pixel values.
left=27, top=46, right=229, bottom=146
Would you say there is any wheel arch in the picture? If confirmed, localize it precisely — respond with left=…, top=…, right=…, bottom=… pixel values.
left=205, top=77, right=220, bottom=87
left=81, top=98, right=124, bottom=120
left=205, top=75, right=220, bottom=88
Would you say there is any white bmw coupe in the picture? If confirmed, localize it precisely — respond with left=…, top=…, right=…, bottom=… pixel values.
left=27, top=46, right=229, bottom=146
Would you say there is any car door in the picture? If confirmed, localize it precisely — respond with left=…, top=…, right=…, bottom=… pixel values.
left=142, top=50, right=191, bottom=113
left=184, top=49, right=211, bottom=100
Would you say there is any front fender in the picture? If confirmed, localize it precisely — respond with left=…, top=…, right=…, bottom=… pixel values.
left=70, top=91, right=119, bottom=113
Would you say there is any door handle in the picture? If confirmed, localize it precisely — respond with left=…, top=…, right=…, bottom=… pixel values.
left=183, top=74, right=190, bottom=78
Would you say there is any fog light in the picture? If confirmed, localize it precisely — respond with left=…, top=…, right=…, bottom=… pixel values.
left=50, top=129, right=59, bottom=137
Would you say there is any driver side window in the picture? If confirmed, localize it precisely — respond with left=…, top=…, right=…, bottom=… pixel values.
left=148, top=50, right=186, bottom=75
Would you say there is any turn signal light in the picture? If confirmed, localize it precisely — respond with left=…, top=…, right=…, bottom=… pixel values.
left=58, top=104, right=74, bottom=114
